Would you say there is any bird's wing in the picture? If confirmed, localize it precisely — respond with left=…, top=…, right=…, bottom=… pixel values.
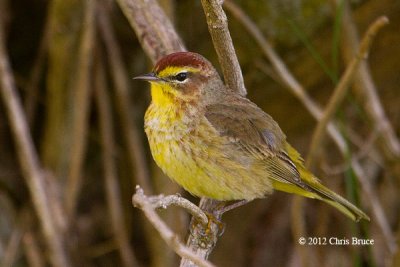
left=204, top=97, right=310, bottom=190
left=205, top=99, right=369, bottom=221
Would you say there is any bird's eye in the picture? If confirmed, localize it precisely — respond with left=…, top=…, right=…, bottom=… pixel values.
left=174, top=72, right=188, bottom=82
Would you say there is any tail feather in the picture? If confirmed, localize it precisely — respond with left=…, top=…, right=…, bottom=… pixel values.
left=308, top=181, right=370, bottom=222
left=272, top=180, right=370, bottom=221
left=278, top=143, right=370, bottom=222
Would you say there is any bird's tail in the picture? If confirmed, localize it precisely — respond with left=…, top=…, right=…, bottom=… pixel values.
left=273, top=179, right=369, bottom=222
left=274, top=178, right=369, bottom=221
left=306, top=180, right=370, bottom=222
left=274, top=143, right=370, bottom=222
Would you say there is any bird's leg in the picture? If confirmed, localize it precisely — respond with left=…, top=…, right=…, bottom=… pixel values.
left=203, top=200, right=249, bottom=236
left=214, top=199, right=249, bottom=216
left=192, top=199, right=250, bottom=239
left=204, top=212, right=226, bottom=236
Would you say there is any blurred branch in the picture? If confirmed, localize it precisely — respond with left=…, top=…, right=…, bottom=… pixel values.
left=115, top=0, right=185, bottom=62
left=23, top=231, right=45, bottom=267
left=1, top=220, right=23, bottom=267
left=24, top=16, right=50, bottom=126
left=0, top=19, right=71, bottom=267
left=200, top=0, right=246, bottom=96
left=98, top=1, right=153, bottom=194
left=306, top=16, right=389, bottom=166
left=224, top=0, right=326, bottom=124
left=224, top=0, right=396, bottom=255
left=65, top=0, right=95, bottom=217
left=337, top=0, right=400, bottom=161
left=132, top=187, right=215, bottom=267
left=95, top=56, right=139, bottom=267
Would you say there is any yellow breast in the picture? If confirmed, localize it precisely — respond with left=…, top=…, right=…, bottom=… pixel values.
left=144, top=101, right=272, bottom=200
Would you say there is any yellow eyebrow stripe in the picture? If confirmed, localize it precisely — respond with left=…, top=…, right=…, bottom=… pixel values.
left=158, top=66, right=199, bottom=78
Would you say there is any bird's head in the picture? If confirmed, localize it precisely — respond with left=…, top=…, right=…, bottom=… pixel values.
left=134, top=52, right=223, bottom=106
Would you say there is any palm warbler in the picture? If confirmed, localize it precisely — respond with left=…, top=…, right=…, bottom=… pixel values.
left=135, top=52, right=369, bottom=221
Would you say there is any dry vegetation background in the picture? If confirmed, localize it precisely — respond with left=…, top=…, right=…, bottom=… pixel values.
left=0, top=0, right=399, bottom=266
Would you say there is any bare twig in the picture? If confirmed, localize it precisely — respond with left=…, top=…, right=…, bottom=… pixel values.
left=0, top=19, right=71, bottom=267
left=98, top=1, right=153, bottom=194
left=95, top=56, right=139, bottom=267
left=145, top=194, right=208, bottom=225
left=133, top=187, right=215, bottom=267
left=224, top=0, right=396, bottom=254
left=65, top=0, right=95, bottom=217
left=338, top=0, right=400, bottom=160
left=115, top=0, right=185, bottom=61
left=200, top=0, right=246, bottom=96
left=306, top=16, right=389, bottom=166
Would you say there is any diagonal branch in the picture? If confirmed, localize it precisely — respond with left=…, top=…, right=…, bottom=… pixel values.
left=116, top=0, right=185, bottom=61
left=306, top=16, right=389, bottom=166
left=0, top=18, right=71, bottom=267
left=337, top=0, right=400, bottom=161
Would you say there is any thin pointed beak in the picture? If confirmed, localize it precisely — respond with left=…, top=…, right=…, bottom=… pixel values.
left=133, top=72, right=160, bottom=82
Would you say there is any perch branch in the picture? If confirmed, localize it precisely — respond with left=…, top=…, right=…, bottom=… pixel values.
left=306, top=16, right=389, bottom=166
left=133, top=186, right=215, bottom=267
left=145, top=194, right=208, bottom=225
left=180, top=199, right=224, bottom=267
left=200, top=0, right=246, bottom=96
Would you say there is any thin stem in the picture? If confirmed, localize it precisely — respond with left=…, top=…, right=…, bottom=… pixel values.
left=65, top=0, right=95, bottom=217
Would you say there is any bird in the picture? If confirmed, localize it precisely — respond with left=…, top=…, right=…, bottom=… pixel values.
left=134, top=51, right=369, bottom=222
